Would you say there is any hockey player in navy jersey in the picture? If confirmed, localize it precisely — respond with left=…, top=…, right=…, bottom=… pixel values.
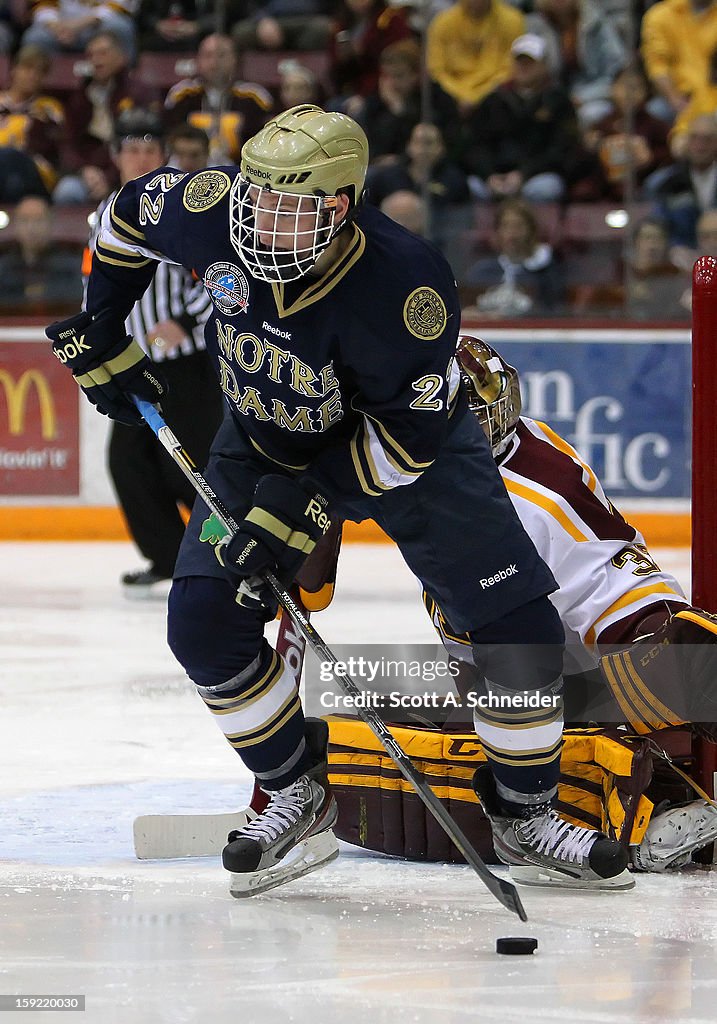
left=46, top=105, right=632, bottom=894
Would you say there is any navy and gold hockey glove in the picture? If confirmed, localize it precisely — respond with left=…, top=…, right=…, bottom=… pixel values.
left=216, top=475, right=332, bottom=608
left=47, top=310, right=166, bottom=426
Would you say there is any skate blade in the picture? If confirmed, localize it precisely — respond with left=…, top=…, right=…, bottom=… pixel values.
left=229, top=830, right=339, bottom=898
left=133, top=809, right=254, bottom=860
left=123, top=581, right=172, bottom=601
left=509, top=865, right=636, bottom=891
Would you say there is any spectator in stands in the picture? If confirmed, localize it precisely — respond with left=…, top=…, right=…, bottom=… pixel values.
left=365, top=121, right=469, bottom=207
left=460, top=34, right=580, bottom=204
left=277, top=58, right=321, bottom=109
left=0, top=45, right=65, bottom=195
left=641, top=0, right=717, bottom=123
left=167, top=124, right=210, bottom=172
left=625, top=217, right=691, bottom=318
left=426, top=0, right=524, bottom=112
left=670, top=49, right=717, bottom=157
left=647, top=114, right=717, bottom=264
left=355, top=38, right=458, bottom=162
left=573, top=216, right=690, bottom=317
left=137, top=0, right=247, bottom=52
left=329, top=0, right=414, bottom=108
left=462, top=197, right=565, bottom=317
left=233, top=0, right=331, bottom=52
left=525, top=0, right=628, bottom=125
left=54, top=30, right=159, bottom=204
left=0, top=195, right=82, bottom=310
left=577, top=64, right=671, bottom=201
left=380, top=189, right=427, bottom=235
left=87, top=109, right=223, bottom=595
left=164, top=33, right=272, bottom=164
left=22, top=0, right=136, bottom=57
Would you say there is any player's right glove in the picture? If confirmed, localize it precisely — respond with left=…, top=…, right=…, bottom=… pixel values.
left=47, top=310, right=166, bottom=426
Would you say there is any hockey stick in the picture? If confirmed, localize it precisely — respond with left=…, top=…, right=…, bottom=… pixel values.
left=132, top=396, right=528, bottom=921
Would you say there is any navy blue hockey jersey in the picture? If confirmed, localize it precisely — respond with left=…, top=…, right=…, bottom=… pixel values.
left=85, top=167, right=464, bottom=504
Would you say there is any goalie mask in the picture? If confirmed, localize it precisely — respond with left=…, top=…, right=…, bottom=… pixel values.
left=456, top=337, right=522, bottom=456
left=231, top=105, right=369, bottom=282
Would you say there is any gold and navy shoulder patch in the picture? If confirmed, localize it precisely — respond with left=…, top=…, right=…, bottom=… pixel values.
left=183, top=170, right=231, bottom=213
left=403, top=287, right=447, bottom=341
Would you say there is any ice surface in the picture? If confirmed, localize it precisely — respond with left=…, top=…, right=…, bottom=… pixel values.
left=0, top=542, right=714, bottom=1024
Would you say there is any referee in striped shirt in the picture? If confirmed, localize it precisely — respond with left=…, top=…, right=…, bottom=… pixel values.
left=86, top=110, right=224, bottom=596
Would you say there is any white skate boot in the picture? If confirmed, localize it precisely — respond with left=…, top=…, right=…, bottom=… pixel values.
left=474, top=765, right=634, bottom=890
left=223, top=718, right=338, bottom=897
left=632, top=800, right=717, bottom=871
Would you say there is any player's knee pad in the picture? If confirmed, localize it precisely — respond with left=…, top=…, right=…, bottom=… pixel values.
left=468, top=594, right=564, bottom=692
left=167, top=575, right=266, bottom=687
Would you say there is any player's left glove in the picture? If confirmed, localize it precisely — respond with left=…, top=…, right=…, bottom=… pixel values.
left=215, top=475, right=332, bottom=608
left=46, top=310, right=166, bottom=426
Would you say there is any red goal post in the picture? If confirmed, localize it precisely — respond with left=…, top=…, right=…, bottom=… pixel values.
left=691, top=256, right=717, bottom=799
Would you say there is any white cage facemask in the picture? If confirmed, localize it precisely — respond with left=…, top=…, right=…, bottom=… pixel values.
left=230, top=175, right=339, bottom=283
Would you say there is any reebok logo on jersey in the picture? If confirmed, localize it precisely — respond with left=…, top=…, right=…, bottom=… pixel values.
left=480, top=564, right=518, bottom=589
left=262, top=321, right=292, bottom=341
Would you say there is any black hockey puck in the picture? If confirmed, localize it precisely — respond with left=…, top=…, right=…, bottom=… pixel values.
left=496, top=936, right=538, bottom=955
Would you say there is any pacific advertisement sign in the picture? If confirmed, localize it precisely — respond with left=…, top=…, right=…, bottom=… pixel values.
left=470, top=328, right=691, bottom=500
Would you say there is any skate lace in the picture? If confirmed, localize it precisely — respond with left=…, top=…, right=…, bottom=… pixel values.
left=520, top=809, right=597, bottom=864
left=236, top=780, right=310, bottom=844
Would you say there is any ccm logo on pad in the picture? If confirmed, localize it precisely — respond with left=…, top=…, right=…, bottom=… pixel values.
left=480, top=564, right=518, bottom=589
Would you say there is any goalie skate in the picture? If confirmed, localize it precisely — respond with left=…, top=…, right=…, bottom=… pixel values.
left=224, top=718, right=339, bottom=898
left=473, top=765, right=634, bottom=891
left=632, top=800, right=717, bottom=871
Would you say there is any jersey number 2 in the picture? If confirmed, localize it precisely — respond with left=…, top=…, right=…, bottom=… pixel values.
left=410, top=374, right=444, bottom=411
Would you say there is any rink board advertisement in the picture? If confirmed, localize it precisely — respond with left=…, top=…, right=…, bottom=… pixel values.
left=469, top=328, right=691, bottom=501
left=0, top=332, right=80, bottom=496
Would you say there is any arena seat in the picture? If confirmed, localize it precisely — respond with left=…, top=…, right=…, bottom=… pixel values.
left=45, top=54, right=84, bottom=92
left=238, top=49, right=331, bottom=92
left=136, top=52, right=196, bottom=92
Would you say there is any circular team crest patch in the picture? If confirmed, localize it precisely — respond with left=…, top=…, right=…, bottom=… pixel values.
left=403, top=287, right=447, bottom=340
left=183, top=170, right=231, bottom=212
left=204, top=261, right=250, bottom=315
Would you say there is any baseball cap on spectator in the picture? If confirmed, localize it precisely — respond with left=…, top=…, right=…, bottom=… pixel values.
left=511, top=34, right=547, bottom=61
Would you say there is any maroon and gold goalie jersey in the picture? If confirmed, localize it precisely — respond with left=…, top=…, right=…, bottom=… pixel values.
left=85, top=167, right=464, bottom=504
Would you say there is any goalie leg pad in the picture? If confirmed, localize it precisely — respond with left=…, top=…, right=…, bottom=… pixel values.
left=600, top=607, right=717, bottom=736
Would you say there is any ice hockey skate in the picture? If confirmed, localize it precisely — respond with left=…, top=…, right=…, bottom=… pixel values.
left=121, top=567, right=172, bottom=600
left=473, top=764, right=634, bottom=890
left=223, top=718, right=339, bottom=897
left=632, top=799, right=717, bottom=871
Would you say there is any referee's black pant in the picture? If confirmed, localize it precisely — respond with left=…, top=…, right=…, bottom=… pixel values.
left=108, top=350, right=224, bottom=577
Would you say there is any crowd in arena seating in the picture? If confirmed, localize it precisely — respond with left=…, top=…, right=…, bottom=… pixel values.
left=2, top=0, right=717, bottom=318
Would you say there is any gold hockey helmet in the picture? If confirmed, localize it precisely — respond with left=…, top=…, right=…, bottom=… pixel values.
left=231, top=105, right=369, bottom=282
left=456, top=336, right=522, bottom=455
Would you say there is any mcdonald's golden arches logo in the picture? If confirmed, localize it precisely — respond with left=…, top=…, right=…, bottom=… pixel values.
left=0, top=369, right=57, bottom=440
